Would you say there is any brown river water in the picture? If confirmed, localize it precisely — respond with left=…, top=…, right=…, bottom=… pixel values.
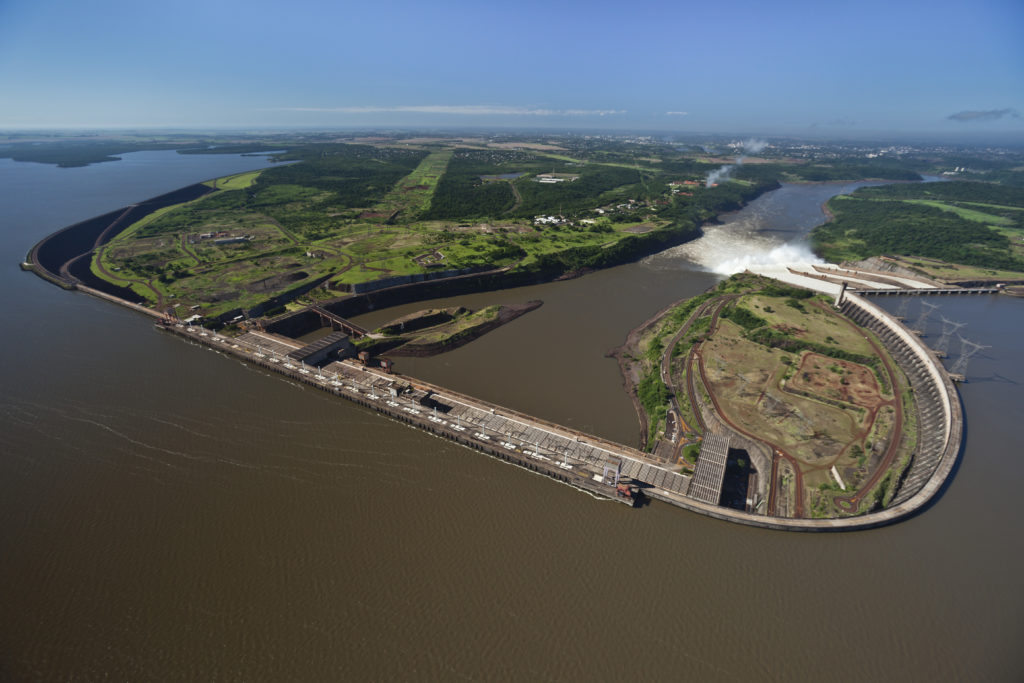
left=1, top=152, right=1021, bottom=681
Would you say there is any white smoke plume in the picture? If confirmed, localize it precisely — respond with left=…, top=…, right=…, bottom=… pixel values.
left=741, top=138, right=768, bottom=154
left=705, top=138, right=768, bottom=187
left=705, top=165, right=735, bottom=187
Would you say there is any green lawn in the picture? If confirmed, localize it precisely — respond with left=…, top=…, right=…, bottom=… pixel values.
left=373, top=149, right=453, bottom=219
left=205, top=169, right=264, bottom=191
left=901, top=199, right=1013, bottom=226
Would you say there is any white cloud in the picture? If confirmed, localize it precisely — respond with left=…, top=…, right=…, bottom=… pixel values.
left=665, top=111, right=689, bottom=116
left=270, top=105, right=625, bottom=116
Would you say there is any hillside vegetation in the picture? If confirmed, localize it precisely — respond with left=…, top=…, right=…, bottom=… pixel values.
left=86, top=135, right=1016, bottom=321
left=92, top=140, right=780, bottom=318
left=813, top=181, right=1024, bottom=271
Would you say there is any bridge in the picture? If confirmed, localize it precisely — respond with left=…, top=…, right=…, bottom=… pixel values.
left=854, top=287, right=1000, bottom=296
left=310, top=305, right=369, bottom=337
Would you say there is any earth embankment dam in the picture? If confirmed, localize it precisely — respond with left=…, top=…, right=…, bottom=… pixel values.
left=27, top=182, right=214, bottom=298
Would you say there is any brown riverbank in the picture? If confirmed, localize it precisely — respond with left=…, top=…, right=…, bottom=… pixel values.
left=607, top=298, right=687, bottom=450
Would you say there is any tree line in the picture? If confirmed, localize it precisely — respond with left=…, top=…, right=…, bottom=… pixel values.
left=813, top=195, right=1024, bottom=271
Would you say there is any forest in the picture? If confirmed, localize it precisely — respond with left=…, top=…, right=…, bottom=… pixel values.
left=421, top=151, right=522, bottom=219
left=0, top=140, right=185, bottom=167
left=511, top=165, right=646, bottom=217
left=813, top=192, right=1024, bottom=271
left=855, top=180, right=1024, bottom=208
left=79, top=132, right=1024, bottom=321
left=257, top=144, right=427, bottom=205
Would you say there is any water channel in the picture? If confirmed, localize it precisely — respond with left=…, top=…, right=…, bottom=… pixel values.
left=1, top=152, right=1021, bottom=680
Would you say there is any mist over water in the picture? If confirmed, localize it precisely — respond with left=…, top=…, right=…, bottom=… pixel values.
left=665, top=221, right=823, bottom=275
left=647, top=180, right=877, bottom=277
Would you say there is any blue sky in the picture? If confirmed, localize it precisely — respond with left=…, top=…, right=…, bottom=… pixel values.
left=1, top=0, right=1022, bottom=138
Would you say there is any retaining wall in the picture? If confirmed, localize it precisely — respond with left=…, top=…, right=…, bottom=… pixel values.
left=838, top=293, right=962, bottom=506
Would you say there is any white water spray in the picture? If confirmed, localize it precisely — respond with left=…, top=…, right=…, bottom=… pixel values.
left=657, top=222, right=823, bottom=275
left=711, top=241, right=823, bottom=275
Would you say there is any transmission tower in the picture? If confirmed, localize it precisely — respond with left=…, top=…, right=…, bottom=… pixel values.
left=934, top=317, right=966, bottom=356
left=913, top=300, right=939, bottom=334
left=895, top=297, right=910, bottom=320
left=950, top=335, right=989, bottom=376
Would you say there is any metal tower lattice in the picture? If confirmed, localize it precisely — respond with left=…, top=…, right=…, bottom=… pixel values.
left=913, top=300, right=939, bottom=332
left=895, top=297, right=910, bottom=319
left=934, top=317, right=966, bottom=356
left=950, top=335, right=988, bottom=376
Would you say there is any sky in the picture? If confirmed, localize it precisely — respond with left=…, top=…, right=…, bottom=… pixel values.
left=1, top=0, right=1022, bottom=139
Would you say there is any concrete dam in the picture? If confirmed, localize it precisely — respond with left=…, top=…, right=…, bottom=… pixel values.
left=154, top=283, right=964, bottom=531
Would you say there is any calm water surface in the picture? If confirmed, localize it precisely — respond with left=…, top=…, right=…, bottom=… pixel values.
left=1, top=155, right=1021, bottom=681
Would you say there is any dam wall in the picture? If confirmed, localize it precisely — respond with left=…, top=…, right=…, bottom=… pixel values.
left=155, top=321, right=641, bottom=508
left=153, top=298, right=963, bottom=532
left=37, top=249, right=963, bottom=530
left=838, top=292, right=962, bottom=506
left=28, top=183, right=214, bottom=285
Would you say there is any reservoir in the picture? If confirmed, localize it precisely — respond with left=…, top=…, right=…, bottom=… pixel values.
left=1, top=152, right=1021, bottom=680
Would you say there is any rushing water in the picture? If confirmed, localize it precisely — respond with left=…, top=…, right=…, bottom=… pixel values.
left=653, top=180, right=886, bottom=275
left=1, top=155, right=1022, bottom=681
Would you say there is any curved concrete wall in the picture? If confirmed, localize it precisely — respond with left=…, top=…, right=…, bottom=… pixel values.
left=69, top=279, right=963, bottom=532
left=844, top=293, right=952, bottom=446
left=639, top=290, right=963, bottom=531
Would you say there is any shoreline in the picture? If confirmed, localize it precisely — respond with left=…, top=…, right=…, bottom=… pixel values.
left=607, top=296, right=692, bottom=450
left=22, top=174, right=966, bottom=530
left=23, top=173, right=786, bottom=325
left=612, top=277, right=964, bottom=525
left=385, top=301, right=544, bottom=357
left=39, top=273, right=963, bottom=531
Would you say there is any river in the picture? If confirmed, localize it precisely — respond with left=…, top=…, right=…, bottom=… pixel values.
left=1, top=152, right=1021, bottom=680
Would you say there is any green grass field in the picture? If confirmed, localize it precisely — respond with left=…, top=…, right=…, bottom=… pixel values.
left=900, top=199, right=1013, bottom=226
left=87, top=141, right=773, bottom=318
left=372, top=149, right=453, bottom=219
left=205, top=169, right=264, bottom=191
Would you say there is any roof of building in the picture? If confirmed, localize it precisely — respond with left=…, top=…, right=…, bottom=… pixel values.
left=286, top=330, right=353, bottom=361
